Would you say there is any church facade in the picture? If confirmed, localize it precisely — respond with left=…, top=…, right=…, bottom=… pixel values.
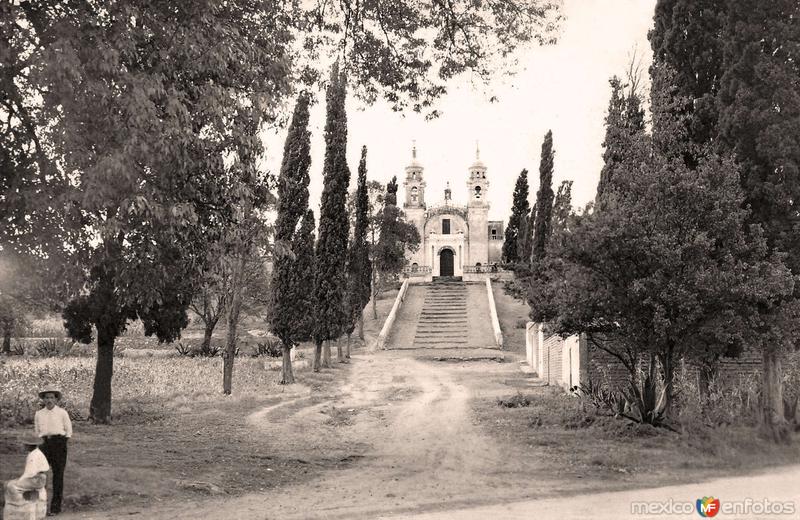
left=402, top=146, right=504, bottom=279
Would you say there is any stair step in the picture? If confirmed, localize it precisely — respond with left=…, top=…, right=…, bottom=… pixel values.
left=413, top=340, right=469, bottom=344
left=415, top=330, right=466, bottom=338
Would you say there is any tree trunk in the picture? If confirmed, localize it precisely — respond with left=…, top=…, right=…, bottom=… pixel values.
left=223, top=254, right=246, bottom=395
left=280, top=343, right=295, bottom=384
left=761, top=348, right=788, bottom=442
left=338, top=336, right=346, bottom=363
left=358, top=314, right=364, bottom=341
left=89, top=325, right=116, bottom=424
left=346, top=332, right=351, bottom=359
left=660, top=351, right=675, bottom=419
left=201, top=320, right=216, bottom=353
left=313, top=340, right=322, bottom=372
left=371, top=269, right=378, bottom=319
left=2, top=326, right=11, bottom=354
left=322, top=340, right=331, bottom=368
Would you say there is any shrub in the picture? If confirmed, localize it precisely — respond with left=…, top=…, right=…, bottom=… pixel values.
left=193, top=343, right=221, bottom=358
left=674, top=368, right=761, bottom=430
left=497, top=392, right=532, bottom=408
left=35, top=338, right=75, bottom=358
left=174, top=341, right=222, bottom=358
left=252, top=338, right=282, bottom=358
left=175, top=342, right=193, bottom=357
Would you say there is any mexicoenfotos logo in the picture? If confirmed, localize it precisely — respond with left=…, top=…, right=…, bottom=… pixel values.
left=696, top=497, right=721, bottom=517
left=631, top=497, right=795, bottom=516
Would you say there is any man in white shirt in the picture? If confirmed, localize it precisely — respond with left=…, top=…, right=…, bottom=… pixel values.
left=34, top=389, right=72, bottom=516
left=3, top=435, right=50, bottom=519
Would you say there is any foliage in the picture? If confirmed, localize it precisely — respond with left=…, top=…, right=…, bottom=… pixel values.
left=596, top=76, right=647, bottom=202
left=652, top=0, right=800, bottom=437
left=502, top=169, right=530, bottom=264
left=344, top=146, right=373, bottom=335
left=497, top=393, right=532, bottom=408
left=269, top=93, right=313, bottom=358
left=620, top=369, right=669, bottom=427
left=648, top=0, right=725, bottom=152
left=252, top=339, right=283, bottom=358
left=574, top=380, right=619, bottom=413
left=290, top=0, right=561, bottom=116
left=313, top=64, right=352, bottom=349
left=174, top=342, right=193, bottom=357
left=34, top=338, right=75, bottom=358
left=374, top=177, right=421, bottom=287
left=173, top=341, right=221, bottom=358
left=531, top=131, right=555, bottom=261
left=516, top=207, right=533, bottom=266
left=288, top=211, right=317, bottom=344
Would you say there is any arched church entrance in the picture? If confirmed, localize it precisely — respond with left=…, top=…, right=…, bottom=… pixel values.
left=439, top=248, right=455, bottom=277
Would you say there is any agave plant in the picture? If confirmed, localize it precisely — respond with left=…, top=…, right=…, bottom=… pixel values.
left=620, top=371, right=668, bottom=426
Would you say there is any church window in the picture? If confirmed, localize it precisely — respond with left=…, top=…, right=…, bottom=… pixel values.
left=442, top=218, right=451, bottom=234
left=411, top=186, right=418, bottom=203
left=474, top=186, right=482, bottom=199
left=491, top=229, right=497, bottom=240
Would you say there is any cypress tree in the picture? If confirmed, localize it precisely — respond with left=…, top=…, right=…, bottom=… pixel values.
left=649, top=0, right=725, bottom=156
left=596, top=77, right=647, bottom=202
left=288, top=210, right=316, bottom=344
left=532, top=131, right=555, bottom=261
left=268, top=93, right=312, bottom=384
left=716, top=0, right=800, bottom=439
left=343, top=146, right=372, bottom=361
left=502, top=169, right=530, bottom=264
left=596, top=77, right=626, bottom=201
left=313, top=64, right=351, bottom=371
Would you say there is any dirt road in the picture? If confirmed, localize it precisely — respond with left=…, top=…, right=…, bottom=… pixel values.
left=59, top=350, right=797, bottom=519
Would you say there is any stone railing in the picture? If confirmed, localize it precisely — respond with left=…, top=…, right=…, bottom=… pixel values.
left=463, top=264, right=501, bottom=274
left=403, top=265, right=432, bottom=276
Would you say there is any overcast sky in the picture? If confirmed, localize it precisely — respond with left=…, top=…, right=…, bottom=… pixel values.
left=262, top=0, right=657, bottom=222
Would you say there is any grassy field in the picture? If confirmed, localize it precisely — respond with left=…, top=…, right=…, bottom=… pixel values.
left=491, top=279, right=530, bottom=356
left=471, top=384, right=800, bottom=492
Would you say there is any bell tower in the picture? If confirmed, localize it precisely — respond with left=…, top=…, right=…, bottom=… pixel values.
left=403, top=142, right=426, bottom=268
left=466, top=142, right=489, bottom=207
left=404, top=142, right=426, bottom=209
left=466, top=142, right=490, bottom=266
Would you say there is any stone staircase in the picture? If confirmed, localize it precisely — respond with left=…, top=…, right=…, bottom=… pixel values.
left=413, top=281, right=468, bottom=348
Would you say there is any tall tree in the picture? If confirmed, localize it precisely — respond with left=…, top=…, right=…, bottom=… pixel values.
left=189, top=220, right=271, bottom=356
left=221, top=115, right=273, bottom=395
left=346, top=179, right=385, bottom=321
left=716, top=0, right=800, bottom=439
left=313, top=64, right=351, bottom=371
left=516, top=209, right=532, bottom=266
left=342, top=146, right=373, bottom=361
left=596, top=78, right=646, bottom=201
left=288, top=210, right=317, bottom=346
left=2, top=1, right=297, bottom=423
left=269, top=93, right=313, bottom=384
left=373, top=177, right=421, bottom=301
left=648, top=0, right=725, bottom=152
left=502, top=169, right=530, bottom=264
left=532, top=131, right=555, bottom=261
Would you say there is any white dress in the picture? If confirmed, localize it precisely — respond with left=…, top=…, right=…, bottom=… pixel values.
left=3, top=448, right=50, bottom=520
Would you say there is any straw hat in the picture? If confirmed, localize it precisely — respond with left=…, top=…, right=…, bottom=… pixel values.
left=38, top=389, right=62, bottom=400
